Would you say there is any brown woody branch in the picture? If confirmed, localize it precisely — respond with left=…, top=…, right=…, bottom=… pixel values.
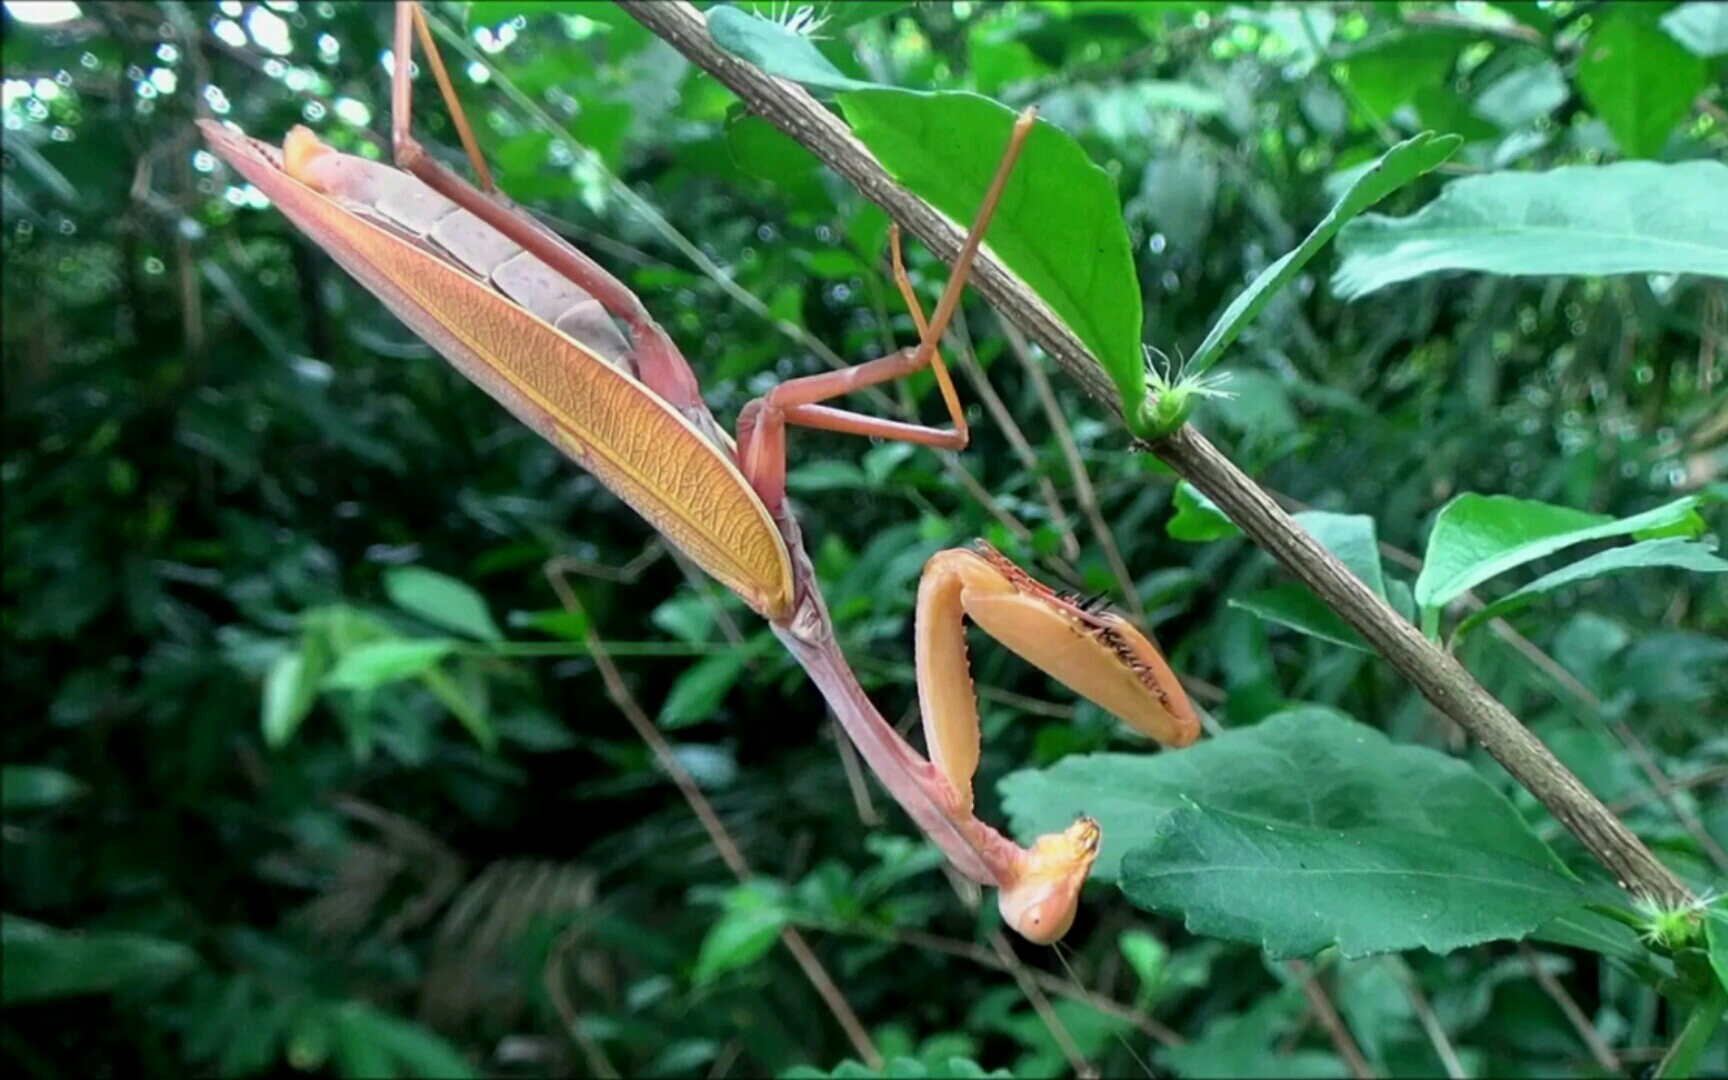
left=617, top=1, right=1692, bottom=909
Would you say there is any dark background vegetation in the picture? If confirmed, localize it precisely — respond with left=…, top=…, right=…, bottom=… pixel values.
left=3, top=1, right=1724, bottom=1077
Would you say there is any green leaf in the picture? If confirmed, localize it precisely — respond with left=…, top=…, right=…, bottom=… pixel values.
left=1334, top=161, right=1728, bottom=298
left=1231, top=585, right=1369, bottom=652
left=1532, top=907, right=1648, bottom=964
left=1473, top=61, right=1569, bottom=129
left=1, top=765, right=86, bottom=810
left=331, top=1003, right=400, bottom=1080
left=1228, top=512, right=1394, bottom=651
left=659, top=651, right=749, bottom=729
left=1002, top=706, right=1568, bottom=886
left=328, top=1001, right=475, bottom=1079
left=1341, top=33, right=1463, bottom=123
left=1177, top=133, right=1459, bottom=394
left=1655, top=978, right=1728, bottom=1080
left=1414, top=493, right=1707, bottom=616
left=1003, top=707, right=1593, bottom=957
left=383, top=566, right=503, bottom=642
left=1662, top=2, right=1728, bottom=57
left=1707, top=904, right=1728, bottom=992
left=835, top=90, right=1143, bottom=417
left=262, top=637, right=326, bottom=749
left=1157, top=986, right=1347, bottom=1078
left=1297, top=512, right=1388, bottom=599
left=787, top=459, right=872, bottom=493
left=1166, top=481, right=1241, bottom=542
left=421, top=664, right=496, bottom=753
left=2, top=916, right=198, bottom=1004
left=1577, top=11, right=1707, bottom=159
left=692, top=904, right=787, bottom=986
left=323, top=638, right=459, bottom=692
left=1120, top=804, right=1598, bottom=959
left=507, top=607, right=589, bottom=641
left=363, top=1005, right=480, bottom=1079
left=1453, top=537, right=1728, bottom=640
left=707, top=6, right=884, bottom=94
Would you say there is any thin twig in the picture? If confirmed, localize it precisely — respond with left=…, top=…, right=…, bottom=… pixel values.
left=543, top=921, right=623, bottom=1079
left=881, top=926, right=1183, bottom=1046
left=1389, top=958, right=1465, bottom=1080
left=989, top=931, right=1094, bottom=1078
left=617, top=0, right=1691, bottom=909
left=1288, top=961, right=1374, bottom=1080
left=543, top=564, right=882, bottom=1068
left=1608, top=766, right=1727, bottom=814
left=1519, top=944, right=1622, bottom=1075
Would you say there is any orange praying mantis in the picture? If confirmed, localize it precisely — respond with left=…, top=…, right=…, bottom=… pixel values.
left=199, top=1, right=1198, bottom=944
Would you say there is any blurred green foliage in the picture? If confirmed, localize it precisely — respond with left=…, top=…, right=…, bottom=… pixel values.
left=3, top=1, right=1725, bottom=1077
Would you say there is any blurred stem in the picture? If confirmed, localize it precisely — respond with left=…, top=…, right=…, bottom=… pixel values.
left=542, top=564, right=882, bottom=1068
left=1519, top=943, right=1623, bottom=1075
left=1288, top=959, right=1374, bottom=1080
left=620, top=0, right=1695, bottom=911
left=1654, top=981, right=1727, bottom=1080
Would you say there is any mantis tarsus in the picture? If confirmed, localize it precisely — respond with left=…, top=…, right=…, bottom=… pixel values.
left=200, top=0, right=1199, bottom=944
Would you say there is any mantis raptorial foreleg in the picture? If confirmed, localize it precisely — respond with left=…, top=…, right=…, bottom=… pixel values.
left=200, top=0, right=1198, bottom=945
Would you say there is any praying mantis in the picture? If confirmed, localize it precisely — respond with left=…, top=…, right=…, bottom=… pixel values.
left=199, top=1, right=1199, bottom=944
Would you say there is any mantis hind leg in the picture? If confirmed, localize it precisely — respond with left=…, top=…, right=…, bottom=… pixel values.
left=733, top=109, right=1039, bottom=515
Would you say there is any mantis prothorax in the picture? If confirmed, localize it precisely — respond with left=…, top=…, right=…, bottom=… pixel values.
left=199, top=1, right=1199, bottom=944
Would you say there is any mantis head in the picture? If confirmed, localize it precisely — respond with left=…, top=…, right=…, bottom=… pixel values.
left=996, top=816, right=1102, bottom=945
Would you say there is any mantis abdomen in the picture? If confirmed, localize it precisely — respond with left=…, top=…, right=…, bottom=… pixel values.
left=284, top=128, right=633, bottom=369
left=200, top=120, right=795, bottom=619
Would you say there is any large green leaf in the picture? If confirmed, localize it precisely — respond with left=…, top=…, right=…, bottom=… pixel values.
left=383, top=566, right=503, bottom=643
left=2, top=916, right=198, bottom=1004
left=1452, top=537, right=1728, bottom=640
left=1179, top=133, right=1459, bottom=388
left=1576, top=10, right=1707, bottom=159
left=835, top=90, right=1143, bottom=415
left=1001, top=707, right=1567, bottom=881
left=1414, top=493, right=1707, bottom=616
left=1119, top=804, right=1598, bottom=959
left=1002, top=709, right=1595, bottom=957
left=1334, top=161, right=1728, bottom=298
